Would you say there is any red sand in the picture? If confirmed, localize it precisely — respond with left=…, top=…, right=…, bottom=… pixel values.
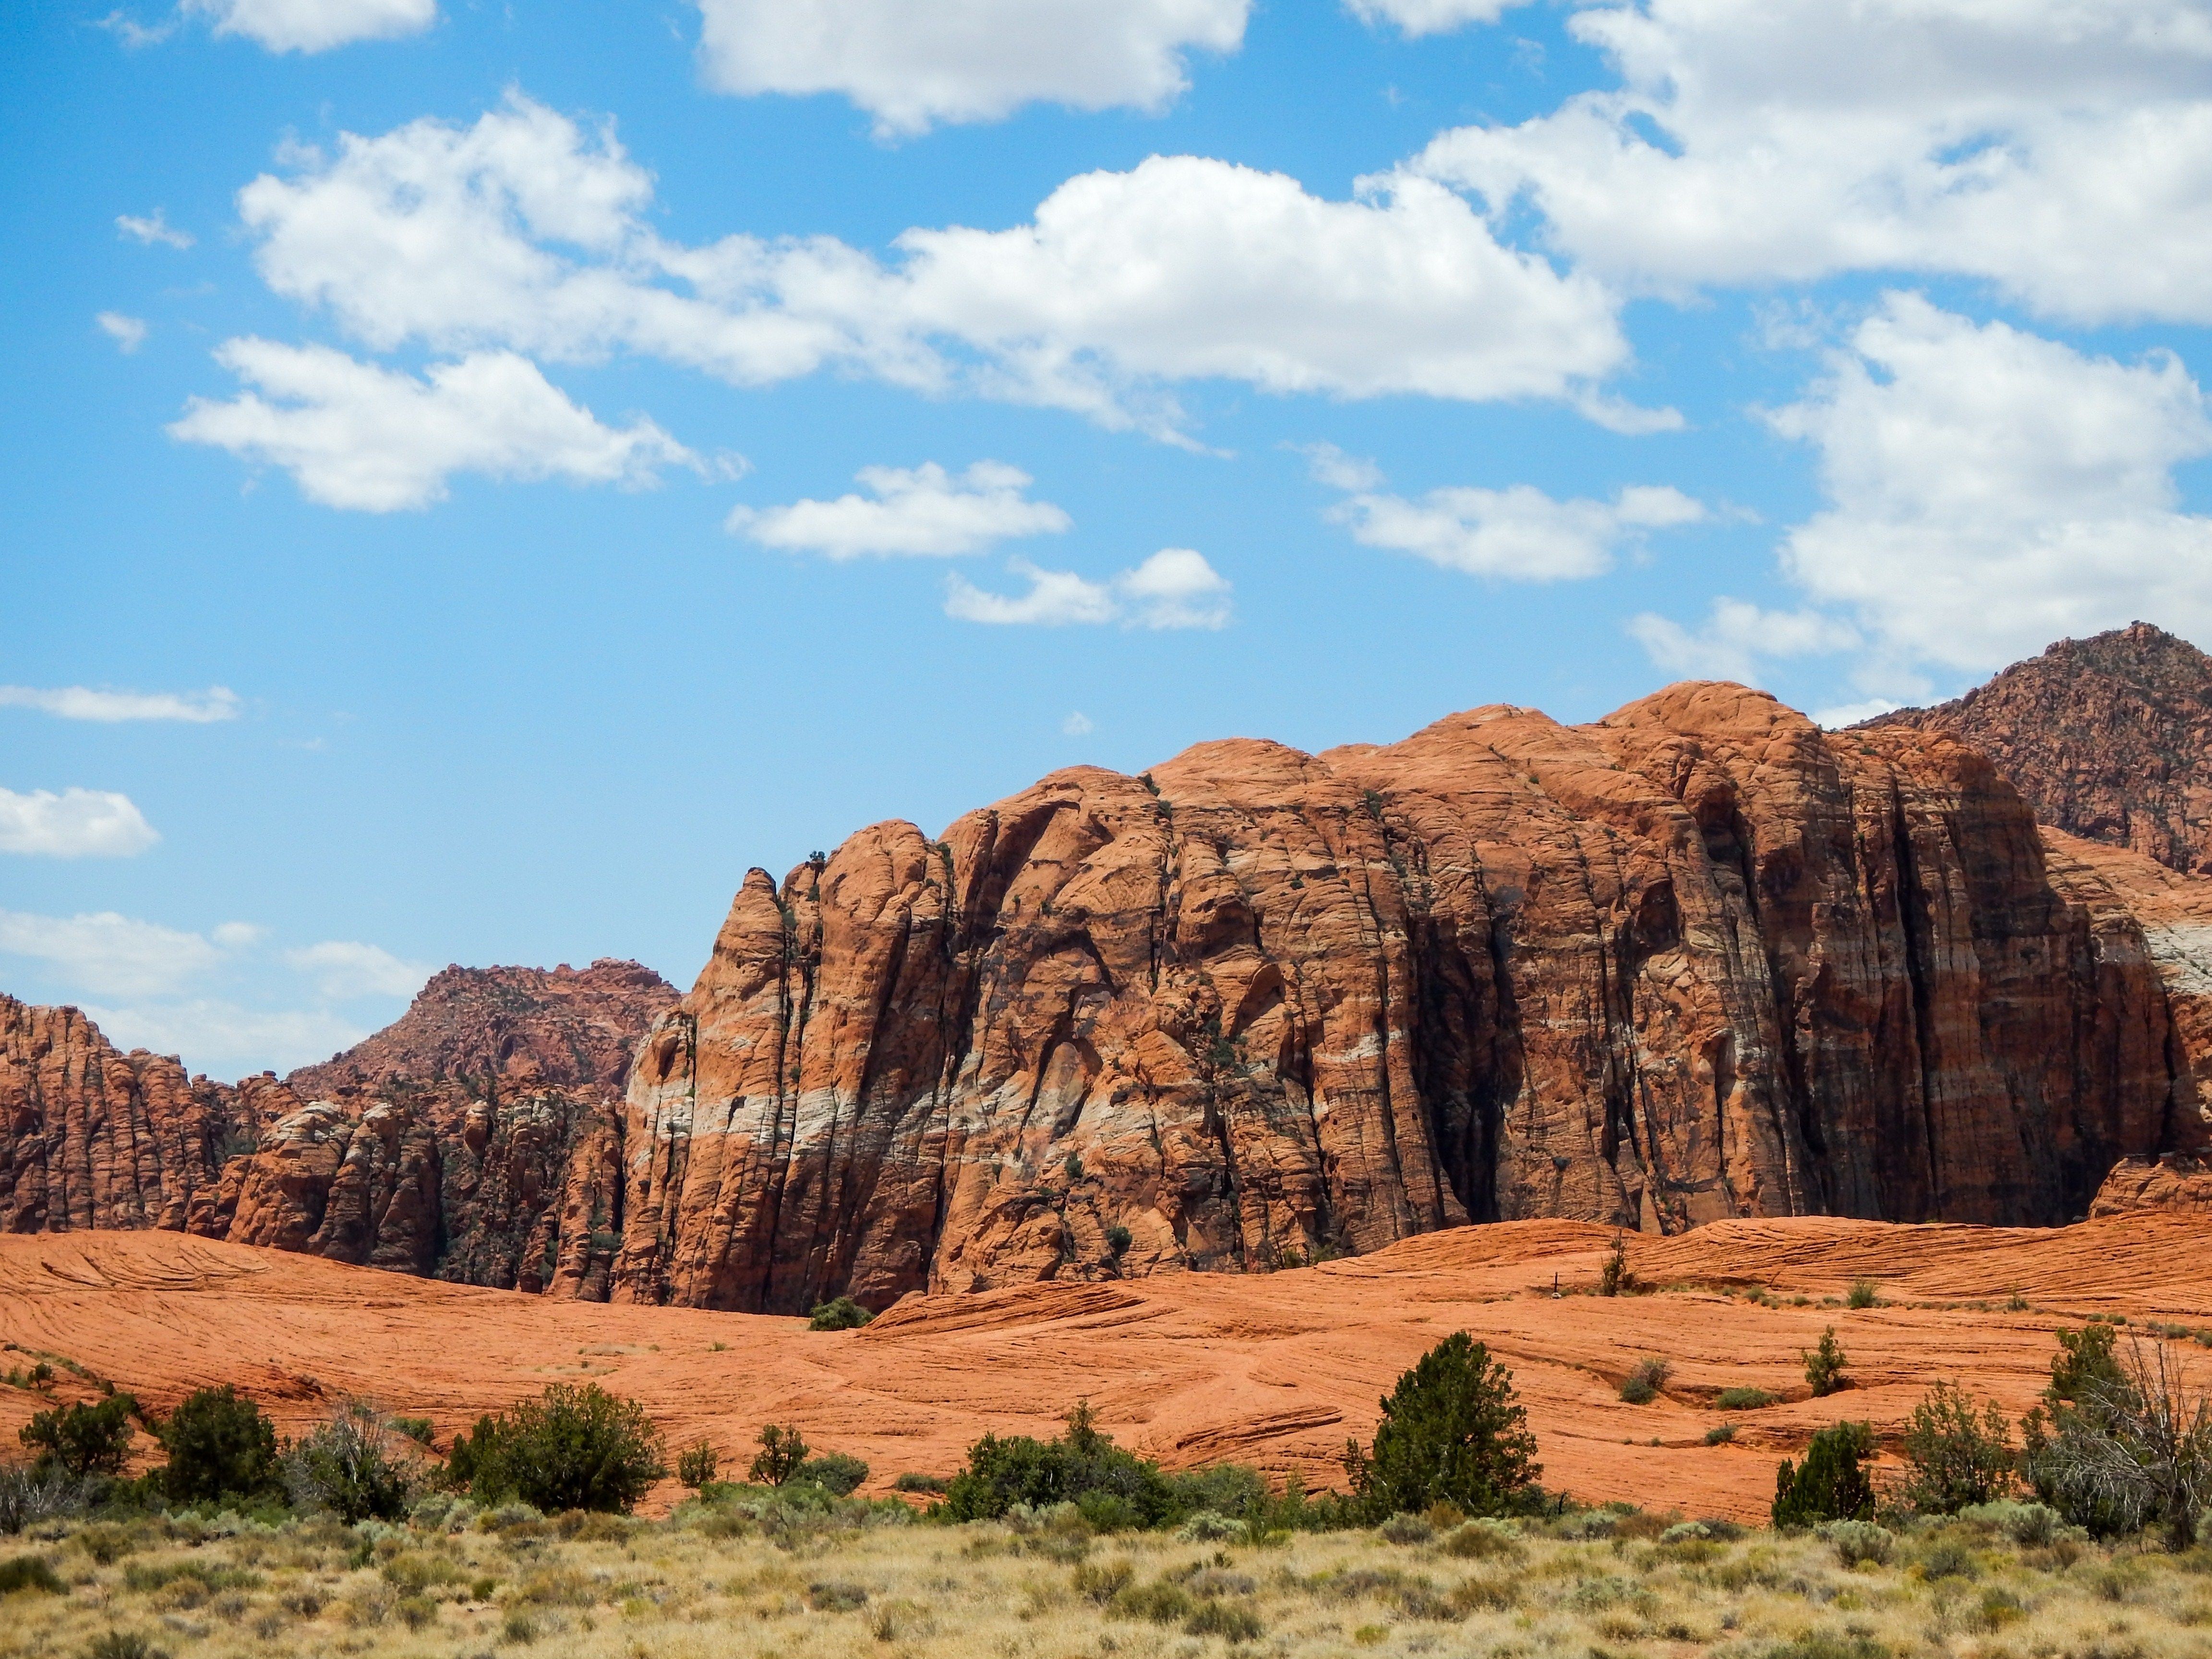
left=6, top=1214, right=2208, bottom=1522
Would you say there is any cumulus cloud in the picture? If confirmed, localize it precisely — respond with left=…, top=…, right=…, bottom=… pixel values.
left=693, top=0, right=1249, bottom=135
left=82, top=999, right=370, bottom=1074
left=1314, top=451, right=1704, bottom=581
left=0, top=909, right=217, bottom=996
left=0, top=685, right=240, bottom=722
left=169, top=338, right=697, bottom=511
left=1345, top=0, right=1526, bottom=37
left=181, top=0, right=436, bottom=53
left=284, top=939, right=431, bottom=999
left=1627, top=599, right=1861, bottom=685
left=228, top=94, right=1635, bottom=441
left=728, top=461, right=1070, bottom=558
left=1767, top=293, right=2212, bottom=673
left=1062, top=711, right=1094, bottom=736
left=0, top=788, right=159, bottom=858
left=117, top=209, right=192, bottom=249
left=946, top=548, right=1232, bottom=628
left=96, top=313, right=148, bottom=353
left=1410, top=0, right=2212, bottom=322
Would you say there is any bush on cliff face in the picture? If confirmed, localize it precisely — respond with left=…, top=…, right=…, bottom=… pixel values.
left=1342, top=1333, right=1540, bottom=1521
left=156, top=1387, right=280, bottom=1507
left=19, top=1395, right=137, bottom=1481
left=451, top=1384, right=666, bottom=1515
left=2024, top=1330, right=2212, bottom=1549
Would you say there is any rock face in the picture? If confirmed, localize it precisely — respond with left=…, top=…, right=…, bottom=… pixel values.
left=609, top=682, right=2212, bottom=1314
left=0, top=962, right=672, bottom=1297
left=1868, top=622, right=2212, bottom=876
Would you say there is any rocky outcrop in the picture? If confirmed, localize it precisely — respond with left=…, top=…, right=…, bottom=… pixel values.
left=1868, top=622, right=2212, bottom=875
left=288, top=960, right=672, bottom=1096
left=608, top=682, right=2212, bottom=1314
left=0, top=963, right=670, bottom=1297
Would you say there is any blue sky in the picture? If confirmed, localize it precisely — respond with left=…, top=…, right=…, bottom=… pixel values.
left=7, top=0, right=2212, bottom=1076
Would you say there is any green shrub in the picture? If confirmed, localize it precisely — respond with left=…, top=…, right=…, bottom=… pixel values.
left=1619, top=1358, right=1670, bottom=1405
left=0, top=1554, right=64, bottom=1595
left=1825, top=1519, right=1894, bottom=1566
left=1765, top=1630, right=1887, bottom=1659
left=281, top=1399, right=416, bottom=1523
left=1074, top=1558, right=1135, bottom=1601
left=1106, top=1226, right=1133, bottom=1259
left=1599, top=1233, right=1635, bottom=1297
left=457, top=1384, right=665, bottom=1514
left=1899, top=1382, right=2012, bottom=1514
left=156, top=1386, right=279, bottom=1506
left=1772, top=1423, right=1875, bottom=1527
left=807, top=1580, right=868, bottom=1612
left=1705, top=1423, right=1738, bottom=1445
left=676, top=1440, right=719, bottom=1490
left=892, top=1471, right=947, bottom=1494
left=1957, top=1499, right=2064, bottom=1546
left=1343, top=1333, right=1540, bottom=1520
left=1185, top=1600, right=1262, bottom=1641
left=944, top=1402, right=1178, bottom=1527
left=19, top=1395, right=136, bottom=1479
left=388, top=1417, right=433, bottom=1447
left=1716, top=1387, right=1777, bottom=1411
left=748, top=1424, right=808, bottom=1487
left=807, top=1298, right=873, bottom=1332
left=86, top=1634, right=165, bottom=1659
left=1440, top=1518, right=1524, bottom=1559
left=1111, top=1579, right=1196, bottom=1623
left=1803, top=1328, right=1849, bottom=1397
left=792, top=1452, right=868, bottom=1496
left=1846, top=1279, right=1880, bottom=1310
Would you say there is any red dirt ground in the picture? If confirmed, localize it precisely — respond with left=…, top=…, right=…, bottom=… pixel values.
left=6, top=1215, right=2208, bottom=1522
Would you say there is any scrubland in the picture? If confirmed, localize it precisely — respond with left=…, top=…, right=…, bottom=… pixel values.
left=4, top=1493, right=2208, bottom=1659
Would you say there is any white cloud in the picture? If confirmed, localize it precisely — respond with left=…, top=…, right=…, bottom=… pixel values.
left=1062, top=711, right=1094, bottom=736
left=1345, top=0, right=1526, bottom=37
left=1813, top=697, right=1902, bottom=729
left=1323, top=462, right=1705, bottom=581
left=0, top=685, right=240, bottom=723
left=284, top=939, right=431, bottom=999
left=83, top=1000, right=369, bottom=1074
left=946, top=548, right=1232, bottom=628
left=1409, top=0, right=2212, bottom=323
left=1627, top=599, right=1861, bottom=684
left=0, top=909, right=215, bottom=997
left=693, top=0, right=1249, bottom=135
left=1292, top=441, right=1384, bottom=493
left=728, top=461, right=1070, bottom=558
left=96, top=313, right=148, bottom=353
left=231, top=94, right=1635, bottom=440
left=211, top=921, right=267, bottom=949
left=181, top=0, right=436, bottom=53
left=1767, top=293, right=2212, bottom=672
left=0, top=789, right=159, bottom=858
left=116, top=209, right=192, bottom=249
left=169, top=338, right=697, bottom=511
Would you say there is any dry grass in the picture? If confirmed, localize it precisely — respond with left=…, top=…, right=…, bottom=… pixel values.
left=3, top=1502, right=2211, bottom=1659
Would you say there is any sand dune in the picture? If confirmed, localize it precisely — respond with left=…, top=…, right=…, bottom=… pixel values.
left=6, top=1214, right=2209, bottom=1522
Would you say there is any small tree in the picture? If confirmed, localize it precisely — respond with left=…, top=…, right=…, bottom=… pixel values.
left=464, top=1384, right=666, bottom=1514
left=1804, top=1327, right=1849, bottom=1397
left=749, top=1424, right=809, bottom=1487
left=1345, top=1332, right=1539, bottom=1519
left=2022, top=1322, right=2137, bottom=1533
left=792, top=1451, right=869, bottom=1495
left=1599, top=1233, right=1635, bottom=1298
left=807, top=1297, right=874, bottom=1332
left=2034, top=1335, right=2212, bottom=1550
left=677, top=1440, right=720, bottom=1490
left=283, top=1398, right=416, bottom=1523
left=1899, top=1382, right=2012, bottom=1514
left=1772, top=1422, right=1875, bottom=1527
left=20, top=1395, right=137, bottom=1480
left=157, top=1386, right=280, bottom=1506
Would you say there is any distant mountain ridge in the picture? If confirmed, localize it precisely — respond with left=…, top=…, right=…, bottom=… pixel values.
left=1864, top=622, right=2212, bottom=876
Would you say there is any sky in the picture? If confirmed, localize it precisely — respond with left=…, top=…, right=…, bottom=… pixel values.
left=7, top=0, right=2212, bottom=1078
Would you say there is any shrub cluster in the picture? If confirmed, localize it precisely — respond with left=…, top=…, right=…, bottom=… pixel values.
left=445, top=1384, right=665, bottom=1515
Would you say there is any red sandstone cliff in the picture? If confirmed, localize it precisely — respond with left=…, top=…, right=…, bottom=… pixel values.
left=606, top=682, right=2212, bottom=1314
left=10, top=679, right=2212, bottom=1306
left=0, top=962, right=672, bottom=1297
left=1867, top=622, right=2212, bottom=876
